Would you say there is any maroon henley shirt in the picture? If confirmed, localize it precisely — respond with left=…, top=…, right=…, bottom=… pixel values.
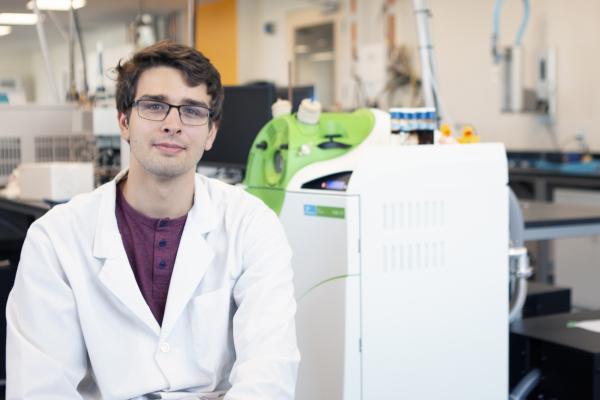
left=115, top=184, right=187, bottom=325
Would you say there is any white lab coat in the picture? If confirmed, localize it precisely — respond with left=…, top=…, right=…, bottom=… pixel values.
left=6, top=171, right=300, bottom=399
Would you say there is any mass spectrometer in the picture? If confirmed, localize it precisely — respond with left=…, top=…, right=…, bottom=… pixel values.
left=244, top=109, right=509, bottom=399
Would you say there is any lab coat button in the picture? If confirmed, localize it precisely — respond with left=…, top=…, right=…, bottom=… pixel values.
left=160, top=342, right=170, bottom=353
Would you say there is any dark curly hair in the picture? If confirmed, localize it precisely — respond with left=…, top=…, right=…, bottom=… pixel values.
left=115, top=40, right=224, bottom=126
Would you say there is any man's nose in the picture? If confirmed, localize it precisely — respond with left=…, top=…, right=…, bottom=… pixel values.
left=161, top=107, right=183, bottom=135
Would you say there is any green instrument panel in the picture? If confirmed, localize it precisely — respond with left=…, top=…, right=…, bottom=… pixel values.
left=244, top=109, right=375, bottom=214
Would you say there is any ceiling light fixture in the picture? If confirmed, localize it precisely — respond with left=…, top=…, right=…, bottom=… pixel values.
left=0, top=13, right=39, bottom=25
left=0, top=26, right=12, bottom=36
left=26, top=0, right=86, bottom=11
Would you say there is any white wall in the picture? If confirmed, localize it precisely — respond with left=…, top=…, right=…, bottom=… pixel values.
left=0, top=50, right=35, bottom=102
left=237, top=0, right=600, bottom=151
left=420, top=0, right=600, bottom=151
left=414, top=0, right=546, bottom=149
left=237, top=0, right=318, bottom=86
left=544, top=0, right=600, bottom=151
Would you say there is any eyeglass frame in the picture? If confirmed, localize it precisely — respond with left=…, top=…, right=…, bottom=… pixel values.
left=131, top=99, right=214, bottom=126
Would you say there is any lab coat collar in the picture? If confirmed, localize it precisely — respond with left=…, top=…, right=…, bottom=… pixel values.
left=92, top=169, right=219, bottom=257
left=92, top=169, right=219, bottom=337
left=92, top=168, right=127, bottom=259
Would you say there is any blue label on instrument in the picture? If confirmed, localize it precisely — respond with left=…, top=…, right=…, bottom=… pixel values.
left=304, top=204, right=317, bottom=216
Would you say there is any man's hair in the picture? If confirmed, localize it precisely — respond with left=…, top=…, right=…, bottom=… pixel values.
left=115, top=40, right=224, bottom=126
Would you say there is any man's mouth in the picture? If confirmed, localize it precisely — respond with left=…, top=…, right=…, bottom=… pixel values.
left=153, top=142, right=186, bottom=154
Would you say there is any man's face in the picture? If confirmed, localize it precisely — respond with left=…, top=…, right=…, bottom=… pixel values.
left=118, top=66, right=218, bottom=180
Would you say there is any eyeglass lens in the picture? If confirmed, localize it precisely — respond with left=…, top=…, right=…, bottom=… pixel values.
left=136, top=100, right=210, bottom=126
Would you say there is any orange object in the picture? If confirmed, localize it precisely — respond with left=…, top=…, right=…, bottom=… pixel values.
left=440, top=123, right=452, bottom=137
left=196, top=0, right=238, bottom=85
left=457, top=125, right=481, bottom=144
left=437, top=123, right=458, bottom=144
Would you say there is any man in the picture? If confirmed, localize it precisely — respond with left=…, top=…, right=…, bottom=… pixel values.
left=6, top=41, right=300, bottom=399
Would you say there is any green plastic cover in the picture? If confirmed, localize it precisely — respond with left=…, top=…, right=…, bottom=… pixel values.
left=244, top=109, right=375, bottom=214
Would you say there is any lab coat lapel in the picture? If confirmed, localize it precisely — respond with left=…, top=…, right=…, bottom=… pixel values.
left=93, top=171, right=161, bottom=336
left=98, top=256, right=161, bottom=336
left=160, top=176, right=218, bottom=338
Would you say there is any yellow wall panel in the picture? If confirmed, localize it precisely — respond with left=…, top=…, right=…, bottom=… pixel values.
left=195, top=0, right=238, bottom=85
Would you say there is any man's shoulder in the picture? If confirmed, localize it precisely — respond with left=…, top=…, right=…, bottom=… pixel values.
left=33, top=180, right=111, bottom=231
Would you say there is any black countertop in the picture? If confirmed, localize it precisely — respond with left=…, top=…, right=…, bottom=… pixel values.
left=511, top=310, right=600, bottom=354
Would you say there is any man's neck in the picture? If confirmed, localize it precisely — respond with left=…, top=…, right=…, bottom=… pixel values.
left=120, top=168, right=195, bottom=219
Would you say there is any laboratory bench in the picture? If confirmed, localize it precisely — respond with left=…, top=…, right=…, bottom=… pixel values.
left=511, top=309, right=600, bottom=399
left=509, top=151, right=600, bottom=289
left=522, top=200, right=600, bottom=241
left=508, top=150, right=600, bottom=201
left=518, top=200, right=600, bottom=284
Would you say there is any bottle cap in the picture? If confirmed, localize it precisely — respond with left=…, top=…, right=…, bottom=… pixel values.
left=272, top=98, right=292, bottom=118
left=297, top=98, right=322, bottom=124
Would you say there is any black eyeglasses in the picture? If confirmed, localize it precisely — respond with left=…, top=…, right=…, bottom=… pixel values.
left=132, top=99, right=213, bottom=126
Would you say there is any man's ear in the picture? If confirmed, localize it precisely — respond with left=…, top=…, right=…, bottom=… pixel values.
left=118, top=112, right=130, bottom=143
left=203, top=122, right=219, bottom=151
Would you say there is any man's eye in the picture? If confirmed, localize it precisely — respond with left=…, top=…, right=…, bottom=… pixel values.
left=182, top=106, right=207, bottom=118
left=143, top=102, right=166, bottom=111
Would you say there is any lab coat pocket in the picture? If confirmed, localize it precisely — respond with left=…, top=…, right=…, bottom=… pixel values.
left=190, top=287, right=234, bottom=372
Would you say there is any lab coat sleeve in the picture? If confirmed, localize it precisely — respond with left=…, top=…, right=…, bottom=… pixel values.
left=6, top=222, right=89, bottom=399
left=226, top=207, right=300, bottom=400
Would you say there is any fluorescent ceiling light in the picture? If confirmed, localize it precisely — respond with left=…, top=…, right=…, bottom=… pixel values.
left=0, top=13, right=39, bottom=25
left=27, top=0, right=86, bottom=11
left=0, top=26, right=11, bottom=36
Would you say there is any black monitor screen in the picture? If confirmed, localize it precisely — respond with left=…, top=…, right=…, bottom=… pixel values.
left=201, top=85, right=274, bottom=168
